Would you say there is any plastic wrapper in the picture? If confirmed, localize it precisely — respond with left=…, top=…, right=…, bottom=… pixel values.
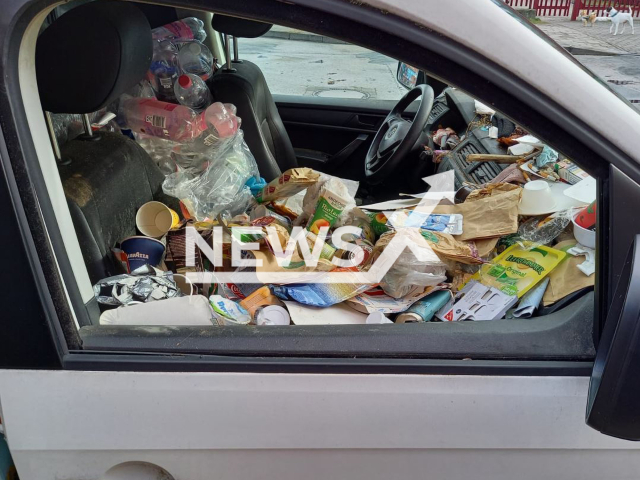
left=298, top=174, right=359, bottom=227
left=255, top=168, right=320, bottom=203
left=372, top=230, right=447, bottom=299
left=135, top=134, right=178, bottom=176
left=162, top=130, right=259, bottom=221
left=93, top=265, right=180, bottom=306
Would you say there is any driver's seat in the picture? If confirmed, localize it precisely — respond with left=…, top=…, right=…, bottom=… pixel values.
left=210, top=14, right=297, bottom=181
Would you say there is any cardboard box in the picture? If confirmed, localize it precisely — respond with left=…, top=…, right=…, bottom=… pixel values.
left=435, top=280, right=517, bottom=321
left=556, top=159, right=590, bottom=185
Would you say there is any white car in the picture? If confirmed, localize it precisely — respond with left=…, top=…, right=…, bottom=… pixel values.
left=1, top=0, right=640, bottom=479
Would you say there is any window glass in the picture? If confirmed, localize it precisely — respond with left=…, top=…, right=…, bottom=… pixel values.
left=29, top=1, right=597, bottom=360
left=242, top=26, right=406, bottom=101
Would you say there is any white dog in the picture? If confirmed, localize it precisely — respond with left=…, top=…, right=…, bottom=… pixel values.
left=607, top=6, right=634, bottom=35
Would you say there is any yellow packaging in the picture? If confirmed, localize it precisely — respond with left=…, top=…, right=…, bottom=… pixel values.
left=256, top=168, right=320, bottom=203
left=470, top=243, right=566, bottom=298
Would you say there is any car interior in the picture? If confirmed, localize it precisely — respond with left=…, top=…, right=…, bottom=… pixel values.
left=30, top=0, right=597, bottom=360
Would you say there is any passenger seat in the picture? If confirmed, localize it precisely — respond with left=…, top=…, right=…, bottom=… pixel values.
left=36, top=1, right=179, bottom=285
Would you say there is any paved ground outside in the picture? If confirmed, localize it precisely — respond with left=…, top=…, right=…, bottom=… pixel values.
left=242, top=22, right=639, bottom=109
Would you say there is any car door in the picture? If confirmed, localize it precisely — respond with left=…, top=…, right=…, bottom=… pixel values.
left=4, top=0, right=640, bottom=480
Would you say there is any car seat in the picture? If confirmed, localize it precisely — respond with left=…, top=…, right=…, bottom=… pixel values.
left=36, top=1, right=179, bottom=286
left=210, top=14, right=298, bottom=181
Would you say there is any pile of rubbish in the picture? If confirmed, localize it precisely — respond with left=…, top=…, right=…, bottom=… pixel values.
left=76, top=18, right=597, bottom=326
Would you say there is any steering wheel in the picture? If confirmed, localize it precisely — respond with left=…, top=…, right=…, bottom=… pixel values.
left=365, top=84, right=434, bottom=181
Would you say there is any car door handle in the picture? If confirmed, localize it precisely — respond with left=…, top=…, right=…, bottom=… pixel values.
left=346, top=115, right=382, bottom=130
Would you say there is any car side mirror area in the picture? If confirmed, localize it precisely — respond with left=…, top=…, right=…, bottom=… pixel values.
left=396, top=62, right=424, bottom=89
left=396, top=61, right=448, bottom=98
left=587, top=234, right=640, bottom=440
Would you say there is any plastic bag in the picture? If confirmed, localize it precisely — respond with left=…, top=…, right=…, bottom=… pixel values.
left=162, top=129, right=259, bottom=221
left=298, top=174, right=359, bottom=228
left=373, top=230, right=447, bottom=299
left=135, top=134, right=178, bottom=176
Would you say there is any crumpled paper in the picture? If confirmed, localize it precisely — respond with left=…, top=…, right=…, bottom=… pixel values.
left=93, top=265, right=180, bottom=306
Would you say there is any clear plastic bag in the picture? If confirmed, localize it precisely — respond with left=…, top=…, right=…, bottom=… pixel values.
left=162, top=129, right=259, bottom=221
left=375, top=230, right=448, bottom=299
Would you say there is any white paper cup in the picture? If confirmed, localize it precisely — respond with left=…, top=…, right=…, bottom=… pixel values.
left=519, top=180, right=556, bottom=215
left=136, top=201, right=179, bottom=238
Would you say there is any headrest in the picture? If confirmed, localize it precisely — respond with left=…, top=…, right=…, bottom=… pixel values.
left=211, top=14, right=272, bottom=38
left=36, top=2, right=152, bottom=114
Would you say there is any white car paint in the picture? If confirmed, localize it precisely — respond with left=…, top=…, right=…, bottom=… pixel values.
left=5, top=0, right=640, bottom=479
left=2, top=370, right=640, bottom=480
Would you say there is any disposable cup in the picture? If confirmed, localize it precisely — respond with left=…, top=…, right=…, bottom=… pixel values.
left=136, top=201, right=179, bottom=238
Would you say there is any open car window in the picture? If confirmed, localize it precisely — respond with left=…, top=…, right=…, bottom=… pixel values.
left=21, top=0, right=601, bottom=363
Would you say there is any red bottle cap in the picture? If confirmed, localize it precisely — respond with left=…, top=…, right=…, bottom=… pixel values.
left=178, top=75, right=192, bottom=88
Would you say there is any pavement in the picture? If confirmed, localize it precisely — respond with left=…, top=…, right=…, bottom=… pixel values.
left=537, top=17, right=640, bottom=55
left=255, top=22, right=639, bottom=108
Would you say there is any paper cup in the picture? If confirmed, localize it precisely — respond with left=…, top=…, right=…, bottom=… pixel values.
left=136, top=201, right=179, bottom=238
left=120, top=236, right=166, bottom=272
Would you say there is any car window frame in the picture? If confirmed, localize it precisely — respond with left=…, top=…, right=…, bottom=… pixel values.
left=2, top=0, right=637, bottom=374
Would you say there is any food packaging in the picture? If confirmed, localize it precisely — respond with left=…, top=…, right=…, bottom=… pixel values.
left=436, top=280, right=518, bottom=321
left=272, top=280, right=371, bottom=308
left=575, top=201, right=596, bottom=230
left=307, top=186, right=350, bottom=234
left=209, top=294, right=252, bottom=325
left=471, top=243, right=566, bottom=298
left=239, top=285, right=286, bottom=318
left=387, top=210, right=463, bottom=235
left=542, top=240, right=595, bottom=306
left=255, top=168, right=320, bottom=203
left=555, top=159, right=590, bottom=185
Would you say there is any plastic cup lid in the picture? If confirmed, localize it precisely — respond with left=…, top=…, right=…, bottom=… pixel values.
left=257, top=305, right=290, bottom=326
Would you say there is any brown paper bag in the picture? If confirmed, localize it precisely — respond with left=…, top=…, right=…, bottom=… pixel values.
left=542, top=239, right=595, bottom=306
left=429, top=184, right=522, bottom=241
left=376, top=230, right=483, bottom=265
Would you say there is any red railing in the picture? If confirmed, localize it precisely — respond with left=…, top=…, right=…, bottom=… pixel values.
left=574, top=0, right=640, bottom=18
left=504, top=0, right=571, bottom=15
left=504, top=0, right=640, bottom=18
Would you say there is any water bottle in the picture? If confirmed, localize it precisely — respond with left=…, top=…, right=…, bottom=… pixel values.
left=174, top=74, right=212, bottom=112
left=199, top=102, right=240, bottom=147
left=152, top=17, right=207, bottom=43
left=177, top=42, right=214, bottom=81
left=148, top=40, right=179, bottom=102
left=120, top=97, right=203, bottom=142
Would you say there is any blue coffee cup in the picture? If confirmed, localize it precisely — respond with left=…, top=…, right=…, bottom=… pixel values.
left=120, top=236, right=166, bottom=272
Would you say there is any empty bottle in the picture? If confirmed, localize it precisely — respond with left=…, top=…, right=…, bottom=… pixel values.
left=174, top=73, right=212, bottom=112
left=201, top=102, right=239, bottom=143
left=120, top=97, right=203, bottom=142
left=177, top=42, right=214, bottom=81
left=148, top=40, right=179, bottom=102
left=152, top=17, right=207, bottom=43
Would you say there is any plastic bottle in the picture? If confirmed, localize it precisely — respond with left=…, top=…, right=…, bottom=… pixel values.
left=151, top=17, right=207, bottom=43
left=174, top=73, right=212, bottom=112
left=148, top=40, right=179, bottom=102
left=177, top=42, right=214, bottom=81
left=199, top=102, right=240, bottom=147
left=120, top=97, right=203, bottom=142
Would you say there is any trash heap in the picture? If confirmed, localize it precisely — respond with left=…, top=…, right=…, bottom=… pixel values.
left=85, top=20, right=597, bottom=326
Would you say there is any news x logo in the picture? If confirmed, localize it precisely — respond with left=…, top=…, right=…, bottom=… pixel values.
left=184, top=172, right=455, bottom=285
